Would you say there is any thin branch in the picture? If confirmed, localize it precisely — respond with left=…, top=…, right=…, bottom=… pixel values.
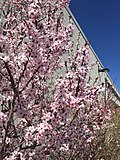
left=0, top=61, right=18, bottom=159
left=17, top=58, right=29, bottom=87
left=3, top=61, right=16, bottom=93
left=19, top=65, right=41, bottom=93
left=75, top=76, right=81, bottom=97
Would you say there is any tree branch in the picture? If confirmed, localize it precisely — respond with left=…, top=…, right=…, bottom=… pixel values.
left=19, top=65, right=41, bottom=93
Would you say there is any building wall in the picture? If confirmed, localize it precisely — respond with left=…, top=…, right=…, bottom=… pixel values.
left=64, top=7, right=120, bottom=106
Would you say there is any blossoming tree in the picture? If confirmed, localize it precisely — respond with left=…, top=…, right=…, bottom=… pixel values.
left=0, top=0, right=112, bottom=159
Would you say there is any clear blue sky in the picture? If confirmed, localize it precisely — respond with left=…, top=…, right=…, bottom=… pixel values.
left=70, top=0, right=120, bottom=92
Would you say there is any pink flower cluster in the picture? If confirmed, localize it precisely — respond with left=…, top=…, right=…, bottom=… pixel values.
left=0, top=0, right=112, bottom=159
left=25, top=122, right=52, bottom=146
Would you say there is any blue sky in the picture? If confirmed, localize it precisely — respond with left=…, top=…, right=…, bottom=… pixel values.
left=70, top=0, right=120, bottom=92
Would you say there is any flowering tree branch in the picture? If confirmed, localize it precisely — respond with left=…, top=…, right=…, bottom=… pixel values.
left=0, top=0, right=112, bottom=160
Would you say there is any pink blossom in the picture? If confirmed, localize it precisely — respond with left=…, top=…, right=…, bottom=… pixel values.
left=0, top=0, right=112, bottom=159
left=0, top=111, right=7, bottom=124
